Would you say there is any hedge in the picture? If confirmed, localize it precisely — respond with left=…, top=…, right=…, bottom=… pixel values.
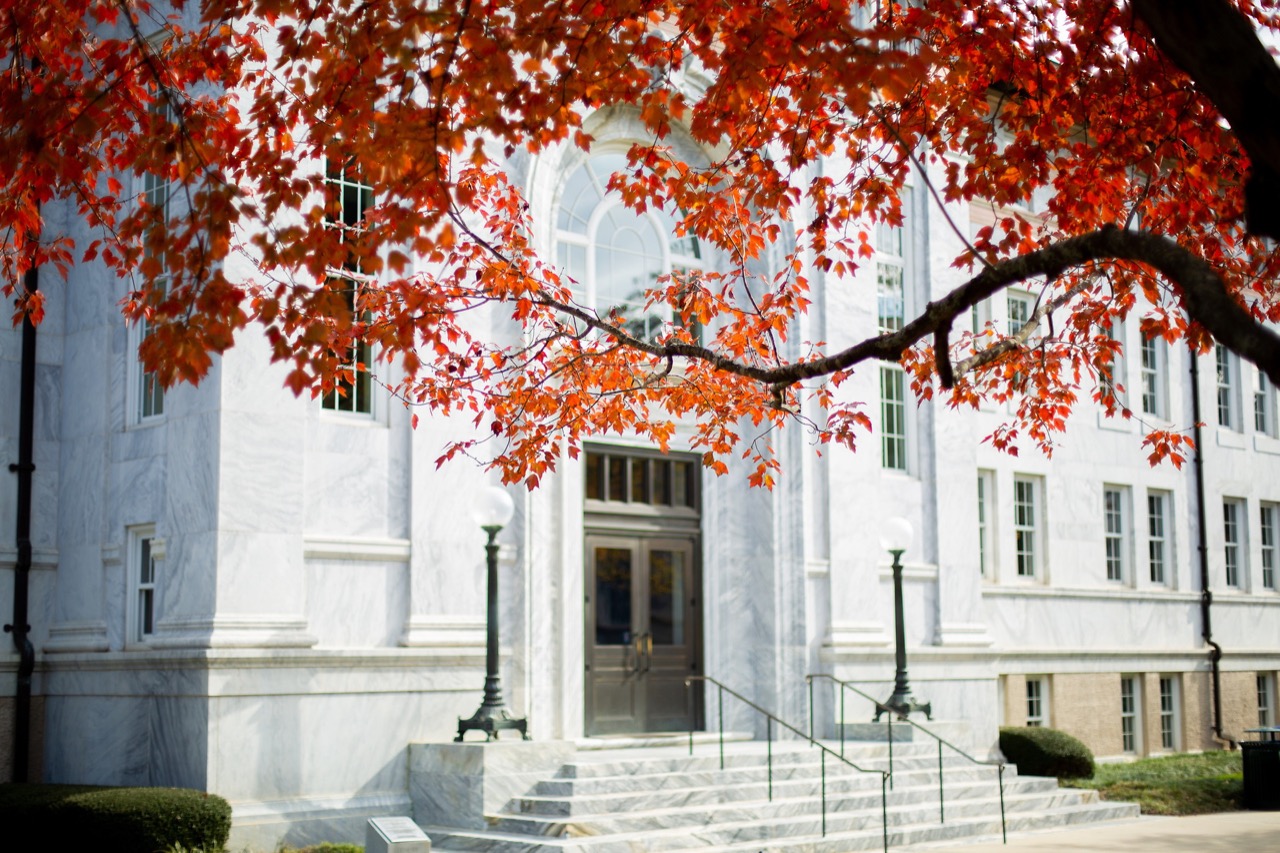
left=999, top=726, right=1096, bottom=779
left=0, top=783, right=232, bottom=853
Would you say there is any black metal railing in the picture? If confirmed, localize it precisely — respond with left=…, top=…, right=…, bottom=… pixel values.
left=686, top=675, right=891, bottom=852
left=806, top=674, right=1007, bottom=844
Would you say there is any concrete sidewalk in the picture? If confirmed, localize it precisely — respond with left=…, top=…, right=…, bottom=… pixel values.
left=910, top=811, right=1280, bottom=852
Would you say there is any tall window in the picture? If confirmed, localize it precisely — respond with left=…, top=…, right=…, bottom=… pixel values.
left=877, top=222, right=909, bottom=471
left=322, top=156, right=375, bottom=414
left=128, top=527, right=158, bottom=644
left=1148, top=491, right=1170, bottom=585
left=978, top=470, right=994, bottom=577
left=1120, top=676, right=1139, bottom=754
left=1259, top=674, right=1275, bottom=727
left=1104, top=486, right=1128, bottom=582
left=1140, top=336, right=1166, bottom=419
left=1258, top=371, right=1276, bottom=437
left=1014, top=476, right=1040, bottom=578
left=1263, top=504, right=1277, bottom=591
left=1217, top=345, right=1239, bottom=430
left=135, top=146, right=171, bottom=424
left=557, top=153, right=702, bottom=344
left=1026, top=678, right=1046, bottom=726
left=1224, top=499, right=1245, bottom=588
left=1100, top=321, right=1127, bottom=407
left=1159, top=676, right=1179, bottom=750
left=1007, top=290, right=1033, bottom=335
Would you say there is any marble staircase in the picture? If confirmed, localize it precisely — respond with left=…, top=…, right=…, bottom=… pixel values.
left=414, top=739, right=1140, bottom=852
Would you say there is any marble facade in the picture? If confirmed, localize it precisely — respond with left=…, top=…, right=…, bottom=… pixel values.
left=3, top=125, right=1280, bottom=848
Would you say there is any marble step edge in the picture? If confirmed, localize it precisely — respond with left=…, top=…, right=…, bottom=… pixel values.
left=532, top=762, right=1010, bottom=799
left=514, top=774, right=1056, bottom=817
left=422, top=800, right=1139, bottom=853
left=488, top=788, right=1102, bottom=839
left=555, top=743, right=965, bottom=777
left=550, top=752, right=1007, bottom=782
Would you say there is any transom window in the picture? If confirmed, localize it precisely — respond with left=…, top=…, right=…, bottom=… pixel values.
left=557, top=153, right=702, bottom=342
left=585, top=449, right=698, bottom=510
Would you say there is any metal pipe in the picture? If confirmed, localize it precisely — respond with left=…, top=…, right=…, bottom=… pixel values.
left=1190, top=353, right=1237, bottom=748
left=6, top=260, right=38, bottom=783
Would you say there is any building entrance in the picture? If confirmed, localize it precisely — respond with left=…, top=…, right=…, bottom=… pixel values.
left=582, top=448, right=702, bottom=735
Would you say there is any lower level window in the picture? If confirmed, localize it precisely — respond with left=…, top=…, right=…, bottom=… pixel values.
left=128, top=527, right=158, bottom=644
left=1121, top=676, right=1140, bottom=754
left=1026, top=677, right=1046, bottom=727
left=1260, top=674, right=1275, bottom=727
left=1159, top=676, right=1180, bottom=750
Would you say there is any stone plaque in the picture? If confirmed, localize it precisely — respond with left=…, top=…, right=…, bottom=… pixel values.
left=366, top=816, right=431, bottom=853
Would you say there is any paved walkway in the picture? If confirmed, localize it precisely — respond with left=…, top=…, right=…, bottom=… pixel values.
left=913, top=811, right=1280, bottom=852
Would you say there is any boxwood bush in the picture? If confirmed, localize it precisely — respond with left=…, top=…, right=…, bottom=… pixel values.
left=999, top=726, right=1096, bottom=779
left=0, top=783, right=231, bottom=853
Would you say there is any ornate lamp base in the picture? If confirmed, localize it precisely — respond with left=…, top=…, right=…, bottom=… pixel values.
left=456, top=705, right=530, bottom=742
left=874, top=692, right=933, bottom=722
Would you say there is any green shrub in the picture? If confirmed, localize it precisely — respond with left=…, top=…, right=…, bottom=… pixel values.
left=999, top=726, right=1096, bottom=779
left=0, top=783, right=231, bottom=853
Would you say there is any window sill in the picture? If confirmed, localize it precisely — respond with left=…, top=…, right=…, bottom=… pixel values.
left=1255, top=434, right=1280, bottom=455
left=1217, top=427, right=1247, bottom=449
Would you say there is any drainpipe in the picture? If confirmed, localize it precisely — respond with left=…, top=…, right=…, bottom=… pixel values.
left=1189, top=352, right=1236, bottom=749
left=5, top=259, right=38, bottom=781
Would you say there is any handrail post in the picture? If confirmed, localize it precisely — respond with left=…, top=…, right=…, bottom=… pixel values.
left=839, top=686, right=846, bottom=756
left=808, top=676, right=815, bottom=743
left=767, top=716, right=773, bottom=801
left=938, top=739, right=945, bottom=823
left=881, top=772, right=889, bottom=853
left=718, top=684, right=725, bottom=771
left=887, top=713, right=894, bottom=790
left=999, top=763, right=1007, bottom=844
left=821, top=749, right=827, bottom=837
left=687, top=679, right=694, bottom=756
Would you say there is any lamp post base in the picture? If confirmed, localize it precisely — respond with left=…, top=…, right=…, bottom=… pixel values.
left=456, top=705, right=530, bottom=742
left=874, top=692, right=933, bottom=722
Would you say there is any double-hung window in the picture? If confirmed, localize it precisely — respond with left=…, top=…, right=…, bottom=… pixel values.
left=1148, top=491, right=1170, bottom=585
left=978, top=470, right=995, bottom=577
left=1100, top=321, right=1126, bottom=408
left=1140, top=336, right=1167, bottom=419
left=877, top=222, right=909, bottom=471
left=1013, top=476, right=1041, bottom=578
left=1159, top=676, right=1180, bottom=750
left=1262, top=504, right=1277, bottom=591
left=1120, top=676, right=1140, bottom=754
left=322, top=156, right=375, bottom=415
left=1026, top=678, right=1047, bottom=726
left=1257, top=371, right=1276, bottom=437
left=128, top=526, right=159, bottom=645
left=1217, top=345, right=1240, bottom=430
left=133, top=101, right=174, bottom=426
left=1224, top=499, right=1245, bottom=588
left=1104, top=486, right=1128, bottom=582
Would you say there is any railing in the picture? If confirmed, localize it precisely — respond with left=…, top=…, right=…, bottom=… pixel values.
left=686, top=675, right=891, bottom=852
left=806, top=674, right=1007, bottom=844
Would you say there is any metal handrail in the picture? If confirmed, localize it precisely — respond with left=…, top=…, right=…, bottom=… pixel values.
left=806, top=674, right=1007, bottom=845
left=686, top=676, right=890, bottom=852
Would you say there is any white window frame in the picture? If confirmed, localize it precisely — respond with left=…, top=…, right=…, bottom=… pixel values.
left=126, top=526, right=161, bottom=647
left=1013, top=476, right=1042, bottom=579
left=1257, top=370, right=1277, bottom=437
left=129, top=165, right=171, bottom=428
left=1158, top=675, right=1181, bottom=751
left=1263, top=503, right=1278, bottom=592
left=1104, top=485, right=1130, bottom=583
left=1140, top=335, right=1167, bottom=419
left=1259, top=673, right=1275, bottom=727
left=1120, top=675, right=1142, bottom=755
left=1147, top=490, right=1171, bottom=586
left=1026, top=677, right=1048, bottom=727
left=978, top=470, right=995, bottom=577
left=1007, top=289, right=1034, bottom=337
left=1224, top=498, right=1246, bottom=589
left=1217, top=345, right=1241, bottom=431
left=876, top=221, right=911, bottom=473
left=321, top=155, right=378, bottom=418
left=1100, top=320, right=1127, bottom=408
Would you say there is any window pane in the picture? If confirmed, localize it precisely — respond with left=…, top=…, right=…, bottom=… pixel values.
left=594, top=547, right=632, bottom=645
left=649, top=549, right=685, bottom=646
left=585, top=453, right=602, bottom=501
left=608, top=457, right=626, bottom=502
left=630, top=458, right=649, bottom=504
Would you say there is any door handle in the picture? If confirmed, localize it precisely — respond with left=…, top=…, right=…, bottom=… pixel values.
left=641, top=632, right=653, bottom=674
left=632, top=632, right=645, bottom=675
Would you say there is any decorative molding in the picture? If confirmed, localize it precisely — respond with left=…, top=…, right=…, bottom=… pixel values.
left=399, top=615, right=486, bottom=650
left=876, top=562, right=938, bottom=581
left=44, top=621, right=110, bottom=653
left=983, top=585, right=1204, bottom=604
left=100, top=544, right=122, bottom=567
left=147, top=615, right=318, bottom=649
left=303, top=535, right=411, bottom=563
left=936, top=621, right=994, bottom=648
left=804, top=559, right=830, bottom=578
left=826, top=620, right=889, bottom=649
left=150, top=537, right=167, bottom=560
left=0, top=546, right=59, bottom=571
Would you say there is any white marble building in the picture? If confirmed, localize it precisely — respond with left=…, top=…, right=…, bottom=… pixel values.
left=4, top=108, right=1280, bottom=847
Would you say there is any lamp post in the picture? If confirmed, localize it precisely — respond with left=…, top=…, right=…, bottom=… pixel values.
left=456, top=486, right=529, bottom=741
left=874, top=517, right=932, bottom=721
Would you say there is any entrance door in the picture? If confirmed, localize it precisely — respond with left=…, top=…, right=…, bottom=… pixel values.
left=586, top=535, right=698, bottom=734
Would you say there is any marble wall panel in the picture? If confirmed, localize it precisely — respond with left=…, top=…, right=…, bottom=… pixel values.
left=305, top=560, right=407, bottom=648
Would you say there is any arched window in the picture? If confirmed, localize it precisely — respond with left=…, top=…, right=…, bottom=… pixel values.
left=556, top=153, right=701, bottom=341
